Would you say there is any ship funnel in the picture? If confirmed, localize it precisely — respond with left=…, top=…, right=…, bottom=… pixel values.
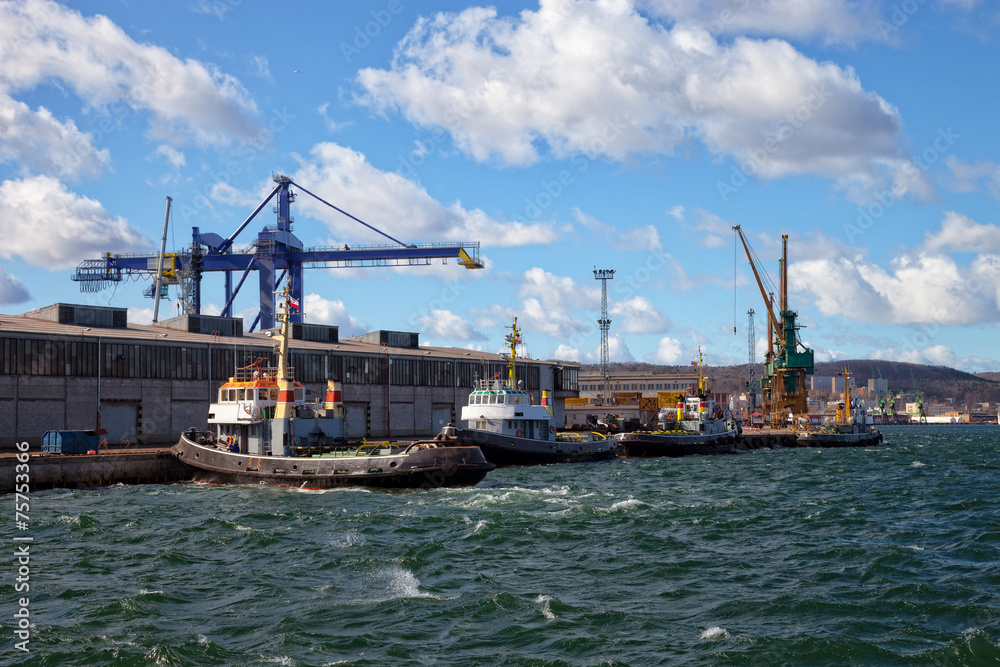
left=542, top=390, right=553, bottom=417
left=325, top=380, right=344, bottom=417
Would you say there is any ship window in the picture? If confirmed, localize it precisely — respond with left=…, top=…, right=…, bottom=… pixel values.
left=258, top=389, right=267, bottom=400
left=238, top=388, right=246, bottom=400
left=270, top=388, right=278, bottom=401
left=295, top=388, right=304, bottom=402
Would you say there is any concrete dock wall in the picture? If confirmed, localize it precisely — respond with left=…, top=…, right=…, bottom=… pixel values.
left=1, top=449, right=190, bottom=492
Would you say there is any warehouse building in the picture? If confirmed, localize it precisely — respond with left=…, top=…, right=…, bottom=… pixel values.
left=0, top=303, right=579, bottom=449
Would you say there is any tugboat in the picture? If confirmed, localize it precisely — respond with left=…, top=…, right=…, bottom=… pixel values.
left=450, top=317, right=619, bottom=466
left=613, top=349, right=739, bottom=457
left=795, top=366, right=883, bottom=447
left=172, top=286, right=494, bottom=489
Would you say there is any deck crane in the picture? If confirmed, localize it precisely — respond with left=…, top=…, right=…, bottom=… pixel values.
left=733, top=226, right=814, bottom=428
left=72, top=174, right=484, bottom=331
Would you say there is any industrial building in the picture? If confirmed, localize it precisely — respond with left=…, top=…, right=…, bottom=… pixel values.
left=0, top=303, right=579, bottom=450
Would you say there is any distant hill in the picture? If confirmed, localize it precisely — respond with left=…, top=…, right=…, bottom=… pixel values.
left=570, top=360, right=1000, bottom=405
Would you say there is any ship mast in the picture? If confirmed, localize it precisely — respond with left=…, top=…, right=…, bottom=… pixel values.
left=271, top=283, right=296, bottom=455
left=505, top=317, right=521, bottom=387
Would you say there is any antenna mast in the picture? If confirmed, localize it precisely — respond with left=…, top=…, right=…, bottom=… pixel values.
left=593, top=268, right=615, bottom=407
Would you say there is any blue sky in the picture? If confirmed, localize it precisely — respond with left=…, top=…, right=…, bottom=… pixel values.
left=1, top=0, right=999, bottom=371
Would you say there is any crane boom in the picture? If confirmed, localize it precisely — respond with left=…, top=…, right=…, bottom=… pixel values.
left=72, top=174, right=484, bottom=331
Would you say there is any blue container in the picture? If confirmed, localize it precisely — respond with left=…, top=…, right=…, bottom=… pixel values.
left=41, top=430, right=100, bottom=454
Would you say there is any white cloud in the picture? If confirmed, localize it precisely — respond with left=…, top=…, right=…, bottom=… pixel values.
left=640, top=0, right=885, bottom=44
left=791, top=222, right=1000, bottom=326
left=356, top=2, right=914, bottom=196
left=516, top=267, right=599, bottom=337
left=0, top=267, right=30, bottom=305
left=154, top=144, right=186, bottom=168
left=291, top=142, right=558, bottom=246
left=0, top=0, right=260, bottom=147
left=127, top=306, right=154, bottom=325
left=610, top=296, right=671, bottom=334
left=553, top=334, right=634, bottom=363
left=924, top=211, right=1000, bottom=253
left=0, top=175, right=150, bottom=268
left=552, top=343, right=582, bottom=362
left=416, top=309, right=485, bottom=341
left=0, top=94, right=110, bottom=179
left=573, top=208, right=661, bottom=250
left=649, top=336, right=685, bottom=364
left=303, top=293, right=370, bottom=337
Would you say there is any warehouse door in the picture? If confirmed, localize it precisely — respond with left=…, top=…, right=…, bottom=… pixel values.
left=431, top=405, right=453, bottom=436
left=390, top=402, right=414, bottom=438
left=344, top=403, right=368, bottom=439
left=101, top=401, right=139, bottom=444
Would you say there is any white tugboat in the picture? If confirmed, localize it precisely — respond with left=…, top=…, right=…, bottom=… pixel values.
left=613, top=349, right=739, bottom=457
left=795, top=366, right=883, bottom=447
left=450, top=318, right=619, bottom=466
left=172, top=286, right=495, bottom=488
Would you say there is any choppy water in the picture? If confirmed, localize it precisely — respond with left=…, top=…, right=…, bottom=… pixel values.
left=7, top=425, right=1000, bottom=666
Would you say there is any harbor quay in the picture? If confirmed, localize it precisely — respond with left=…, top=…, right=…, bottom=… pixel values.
left=0, top=303, right=579, bottom=452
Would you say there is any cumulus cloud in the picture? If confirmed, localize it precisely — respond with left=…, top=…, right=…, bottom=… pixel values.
left=0, top=0, right=260, bottom=147
left=552, top=334, right=633, bottom=363
left=303, top=293, right=370, bottom=337
left=516, top=267, right=599, bottom=337
left=790, top=224, right=1000, bottom=326
left=649, top=336, right=684, bottom=363
left=0, top=267, right=30, bottom=305
left=0, top=175, right=150, bottom=268
left=416, top=309, right=485, bottom=341
left=610, top=296, right=671, bottom=334
left=0, top=95, right=110, bottom=179
left=356, top=1, right=915, bottom=196
left=924, top=211, right=1000, bottom=253
left=291, top=142, right=558, bottom=246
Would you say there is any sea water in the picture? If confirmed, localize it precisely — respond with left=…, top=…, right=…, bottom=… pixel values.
left=6, top=425, right=999, bottom=666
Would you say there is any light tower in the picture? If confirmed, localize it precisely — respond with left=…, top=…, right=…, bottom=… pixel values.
left=593, top=268, right=615, bottom=406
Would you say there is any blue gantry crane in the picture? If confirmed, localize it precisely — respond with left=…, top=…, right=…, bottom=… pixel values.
left=72, top=174, right=483, bottom=331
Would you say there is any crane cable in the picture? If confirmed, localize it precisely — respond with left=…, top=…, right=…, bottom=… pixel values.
left=291, top=181, right=409, bottom=248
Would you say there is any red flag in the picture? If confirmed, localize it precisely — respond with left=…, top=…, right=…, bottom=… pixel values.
left=288, top=297, right=300, bottom=311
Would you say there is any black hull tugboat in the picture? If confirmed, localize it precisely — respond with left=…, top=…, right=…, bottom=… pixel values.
left=614, top=349, right=739, bottom=458
left=795, top=366, right=883, bottom=448
left=451, top=318, right=618, bottom=466
left=172, top=287, right=494, bottom=489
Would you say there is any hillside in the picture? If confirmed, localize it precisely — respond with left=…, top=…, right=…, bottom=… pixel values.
left=572, top=360, right=1000, bottom=405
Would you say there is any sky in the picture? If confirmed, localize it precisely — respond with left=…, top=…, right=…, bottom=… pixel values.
left=1, top=0, right=999, bottom=372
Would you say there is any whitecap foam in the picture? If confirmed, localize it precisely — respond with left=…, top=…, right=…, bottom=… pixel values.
left=366, top=565, right=439, bottom=602
left=699, top=626, right=730, bottom=640
left=137, top=589, right=164, bottom=596
left=911, top=461, right=926, bottom=468
left=464, top=519, right=488, bottom=538
left=599, top=498, right=644, bottom=513
left=535, top=594, right=556, bottom=620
